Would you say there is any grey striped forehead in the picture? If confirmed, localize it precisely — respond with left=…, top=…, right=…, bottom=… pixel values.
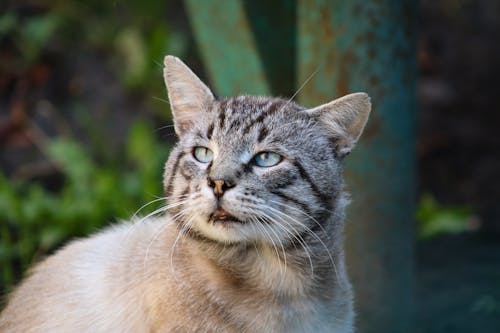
left=203, top=96, right=315, bottom=146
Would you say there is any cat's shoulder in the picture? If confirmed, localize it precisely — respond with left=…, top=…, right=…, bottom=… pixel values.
left=48, top=216, right=167, bottom=259
left=0, top=216, right=169, bottom=332
left=10, top=216, right=169, bottom=294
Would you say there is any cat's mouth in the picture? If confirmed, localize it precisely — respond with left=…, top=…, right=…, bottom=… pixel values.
left=208, top=208, right=244, bottom=225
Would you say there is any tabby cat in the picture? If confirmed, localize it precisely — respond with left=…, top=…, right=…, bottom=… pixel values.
left=0, top=55, right=371, bottom=332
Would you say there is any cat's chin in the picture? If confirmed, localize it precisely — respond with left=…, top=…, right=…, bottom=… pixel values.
left=190, top=212, right=250, bottom=244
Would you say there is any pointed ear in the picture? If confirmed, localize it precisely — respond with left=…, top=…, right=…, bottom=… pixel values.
left=163, top=55, right=215, bottom=136
left=306, top=92, right=371, bottom=157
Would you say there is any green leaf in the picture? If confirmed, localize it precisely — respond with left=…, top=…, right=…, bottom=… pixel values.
left=416, top=193, right=475, bottom=239
left=20, top=13, right=61, bottom=62
left=115, top=28, right=147, bottom=87
left=47, top=138, right=94, bottom=188
left=40, top=227, right=65, bottom=251
left=0, top=12, right=17, bottom=36
left=127, top=122, right=157, bottom=168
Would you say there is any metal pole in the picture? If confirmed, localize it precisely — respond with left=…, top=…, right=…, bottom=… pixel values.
left=186, top=1, right=418, bottom=331
left=297, top=1, right=417, bottom=332
left=184, top=0, right=270, bottom=96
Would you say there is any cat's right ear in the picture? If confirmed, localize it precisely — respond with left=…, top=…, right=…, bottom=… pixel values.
left=163, top=55, right=215, bottom=136
left=306, top=92, right=371, bottom=158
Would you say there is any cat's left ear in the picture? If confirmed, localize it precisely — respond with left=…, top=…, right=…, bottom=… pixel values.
left=306, top=92, right=371, bottom=157
left=163, top=55, right=215, bottom=136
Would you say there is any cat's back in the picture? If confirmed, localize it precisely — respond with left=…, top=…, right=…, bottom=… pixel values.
left=0, top=217, right=166, bottom=333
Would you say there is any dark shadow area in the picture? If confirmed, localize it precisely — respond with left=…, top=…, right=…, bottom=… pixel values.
left=244, top=0, right=296, bottom=96
left=418, top=0, right=500, bottom=232
left=417, top=233, right=500, bottom=332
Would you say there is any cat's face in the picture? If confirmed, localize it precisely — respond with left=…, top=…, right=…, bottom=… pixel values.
left=162, top=56, right=370, bottom=246
left=165, top=96, right=341, bottom=244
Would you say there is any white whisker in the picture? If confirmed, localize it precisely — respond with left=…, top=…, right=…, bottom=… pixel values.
left=132, top=197, right=168, bottom=220
left=169, top=212, right=195, bottom=283
left=152, top=96, right=170, bottom=105
left=247, top=212, right=286, bottom=279
left=258, top=209, right=315, bottom=277
left=263, top=202, right=341, bottom=284
left=268, top=199, right=331, bottom=241
left=278, top=67, right=318, bottom=113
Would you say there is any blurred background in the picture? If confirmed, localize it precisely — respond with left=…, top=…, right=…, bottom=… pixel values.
left=0, top=0, right=499, bottom=332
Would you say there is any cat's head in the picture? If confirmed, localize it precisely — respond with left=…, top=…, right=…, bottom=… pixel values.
left=162, top=55, right=370, bottom=246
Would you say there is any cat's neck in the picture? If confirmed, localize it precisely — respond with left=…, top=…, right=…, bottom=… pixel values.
left=169, top=213, right=347, bottom=299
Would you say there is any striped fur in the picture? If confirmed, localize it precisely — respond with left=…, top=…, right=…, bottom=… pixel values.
left=0, top=56, right=370, bottom=332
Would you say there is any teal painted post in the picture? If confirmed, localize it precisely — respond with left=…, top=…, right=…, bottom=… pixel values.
left=297, top=1, right=417, bottom=332
left=184, top=0, right=270, bottom=96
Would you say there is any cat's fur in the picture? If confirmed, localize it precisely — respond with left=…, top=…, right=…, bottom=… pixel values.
left=0, top=55, right=371, bottom=332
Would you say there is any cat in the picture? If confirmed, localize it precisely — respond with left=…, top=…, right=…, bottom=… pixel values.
left=0, top=55, right=371, bottom=332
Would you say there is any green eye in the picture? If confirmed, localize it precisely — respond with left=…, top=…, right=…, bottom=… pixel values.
left=193, top=146, right=213, bottom=163
left=254, top=152, right=282, bottom=167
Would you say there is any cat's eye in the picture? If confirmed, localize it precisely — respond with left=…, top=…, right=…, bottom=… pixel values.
left=253, top=152, right=282, bottom=167
left=193, top=146, right=213, bottom=163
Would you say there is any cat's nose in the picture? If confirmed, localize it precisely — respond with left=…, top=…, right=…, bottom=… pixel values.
left=207, top=177, right=235, bottom=198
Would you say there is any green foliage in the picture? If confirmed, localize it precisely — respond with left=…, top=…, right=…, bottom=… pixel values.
left=416, top=193, right=476, bottom=239
left=0, top=122, right=170, bottom=294
left=0, top=2, right=183, bottom=295
left=52, top=0, right=180, bottom=92
left=1, top=1, right=186, bottom=98
left=21, top=13, right=62, bottom=63
left=0, top=10, right=62, bottom=65
left=0, top=12, right=16, bottom=36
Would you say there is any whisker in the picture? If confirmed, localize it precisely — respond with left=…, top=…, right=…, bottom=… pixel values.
left=278, top=67, right=318, bottom=113
left=142, top=218, right=170, bottom=274
left=132, top=197, right=168, bottom=220
left=152, top=96, right=170, bottom=105
left=268, top=199, right=331, bottom=241
left=153, top=59, right=163, bottom=68
left=263, top=203, right=341, bottom=284
left=155, top=124, right=176, bottom=132
left=123, top=204, right=171, bottom=242
left=169, top=211, right=195, bottom=283
left=248, top=212, right=286, bottom=279
left=258, top=209, right=315, bottom=277
left=139, top=198, right=193, bottom=274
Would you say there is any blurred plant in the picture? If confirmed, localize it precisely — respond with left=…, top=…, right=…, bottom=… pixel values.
left=0, top=0, right=188, bottom=299
left=1, top=1, right=187, bottom=99
left=0, top=10, right=62, bottom=67
left=53, top=0, right=185, bottom=93
left=416, top=193, right=479, bottom=239
left=0, top=121, right=170, bottom=295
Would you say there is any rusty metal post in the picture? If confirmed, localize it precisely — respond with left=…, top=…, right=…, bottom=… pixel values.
left=297, top=1, right=417, bottom=332
left=186, top=0, right=417, bottom=331
left=184, top=0, right=270, bottom=96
